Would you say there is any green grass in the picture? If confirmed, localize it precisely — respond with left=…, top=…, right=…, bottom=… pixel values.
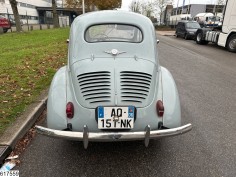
left=0, top=28, right=69, bottom=134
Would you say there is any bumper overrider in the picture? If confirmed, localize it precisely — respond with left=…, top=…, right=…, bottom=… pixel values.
left=35, top=123, right=192, bottom=149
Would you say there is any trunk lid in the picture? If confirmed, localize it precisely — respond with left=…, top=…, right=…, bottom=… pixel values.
left=70, top=57, right=158, bottom=109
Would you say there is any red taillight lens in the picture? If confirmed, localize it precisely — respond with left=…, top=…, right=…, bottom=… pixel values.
left=66, top=102, right=74, bottom=118
left=156, top=100, right=164, bottom=117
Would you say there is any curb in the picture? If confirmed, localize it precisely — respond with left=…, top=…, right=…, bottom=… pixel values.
left=156, top=31, right=175, bottom=36
left=0, top=93, right=48, bottom=165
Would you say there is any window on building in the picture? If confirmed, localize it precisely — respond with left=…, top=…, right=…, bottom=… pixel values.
left=46, top=11, right=53, bottom=18
left=19, top=2, right=27, bottom=7
left=27, top=4, right=35, bottom=9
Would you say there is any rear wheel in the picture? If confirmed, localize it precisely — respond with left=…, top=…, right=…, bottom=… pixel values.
left=184, top=34, right=189, bottom=40
left=226, top=34, right=236, bottom=53
left=175, top=32, right=178, bottom=38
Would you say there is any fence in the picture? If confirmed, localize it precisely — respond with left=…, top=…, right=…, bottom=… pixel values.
left=0, top=15, right=70, bottom=34
left=5, top=22, right=70, bottom=33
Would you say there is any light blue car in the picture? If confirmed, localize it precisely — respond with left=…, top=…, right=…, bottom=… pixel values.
left=36, top=10, right=192, bottom=149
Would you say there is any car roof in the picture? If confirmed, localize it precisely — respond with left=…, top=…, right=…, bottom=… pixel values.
left=69, top=10, right=158, bottom=65
left=73, top=10, right=153, bottom=30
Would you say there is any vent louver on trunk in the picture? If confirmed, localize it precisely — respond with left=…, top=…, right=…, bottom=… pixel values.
left=120, top=71, right=152, bottom=103
left=77, top=71, right=111, bottom=104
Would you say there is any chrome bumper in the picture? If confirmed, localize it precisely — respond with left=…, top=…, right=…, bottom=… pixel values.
left=35, top=124, right=192, bottom=149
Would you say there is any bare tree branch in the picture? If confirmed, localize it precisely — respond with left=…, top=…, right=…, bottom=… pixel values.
left=142, top=2, right=155, bottom=17
left=154, top=0, right=173, bottom=23
left=217, top=0, right=226, bottom=5
left=129, top=0, right=142, bottom=13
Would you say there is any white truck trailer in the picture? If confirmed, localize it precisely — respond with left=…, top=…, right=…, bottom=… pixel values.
left=169, top=14, right=192, bottom=27
left=195, top=0, right=236, bottom=52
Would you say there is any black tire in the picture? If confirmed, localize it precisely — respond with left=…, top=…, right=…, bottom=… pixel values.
left=3, top=28, right=8, bottom=33
left=196, top=31, right=208, bottom=45
left=175, top=32, right=178, bottom=38
left=226, top=34, right=236, bottom=53
left=196, top=32, right=203, bottom=44
left=184, top=34, right=189, bottom=40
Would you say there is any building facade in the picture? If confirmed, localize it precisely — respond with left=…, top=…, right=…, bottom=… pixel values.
left=171, top=4, right=225, bottom=17
left=161, top=5, right=173, bottom=25
left=167, top=4, right=225, bottom=26
left=0, top=0, right=52, bottom=24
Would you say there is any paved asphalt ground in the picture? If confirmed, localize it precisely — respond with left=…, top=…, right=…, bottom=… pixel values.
left=7, top=32, right=236, bottom=176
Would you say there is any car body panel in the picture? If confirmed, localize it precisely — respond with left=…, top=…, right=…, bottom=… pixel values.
left=47, top=64, right=182, bottom=131
left=70, top=58, right=157, bottom=109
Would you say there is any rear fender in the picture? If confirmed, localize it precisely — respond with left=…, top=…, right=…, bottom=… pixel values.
left=161, top=67, right=181, bottom=128
left=47, top=66, right=68, bottom=130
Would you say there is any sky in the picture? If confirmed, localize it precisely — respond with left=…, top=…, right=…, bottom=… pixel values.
left=121, top=0, right=219, bottom=10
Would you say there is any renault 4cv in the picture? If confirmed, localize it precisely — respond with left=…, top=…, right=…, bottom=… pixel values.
left=36, top=11, right=192, bottom=149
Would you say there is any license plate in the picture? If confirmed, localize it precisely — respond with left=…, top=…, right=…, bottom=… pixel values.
left=97, top=106, right=135, bottom=129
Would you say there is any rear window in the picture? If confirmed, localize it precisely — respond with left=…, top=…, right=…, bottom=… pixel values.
left=85, top=24, right=143, bottom=43
left=186, top=22, right=200, bottom=29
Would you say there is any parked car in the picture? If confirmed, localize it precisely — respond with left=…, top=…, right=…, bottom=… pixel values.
left=36, top=11, right=192, bottom=149
left=0, top=15, right=11, bottom=33
left=176, top=20, right=201, bottom=40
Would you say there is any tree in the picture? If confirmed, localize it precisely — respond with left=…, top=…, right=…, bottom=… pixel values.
left=9, top=0, right=22, bottom=32
left=129, top=0, right=142, bottom=13
left=93, top=0, right=121, bottom=10
left=65, top=0, right=94, bottom=13
left=154, top=0, right=173, bottom=24
left=52, top=0, right=60, bottom=28
left=65, top=0, right=121, bottom=11
left=142, top=2, right=154, bottom=17
left=129, top=1, right=155, bottom=18
left=217, top=0, right=226, bottom=5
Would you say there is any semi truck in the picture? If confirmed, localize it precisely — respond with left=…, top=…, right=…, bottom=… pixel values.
left=195, top=0, right=236, bottom=52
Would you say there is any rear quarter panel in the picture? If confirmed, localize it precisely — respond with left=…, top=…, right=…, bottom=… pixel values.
left=161, top=67, right=181, bottom=128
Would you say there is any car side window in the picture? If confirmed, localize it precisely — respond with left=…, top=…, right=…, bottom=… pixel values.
left=177, top=23, right=182, bottom=29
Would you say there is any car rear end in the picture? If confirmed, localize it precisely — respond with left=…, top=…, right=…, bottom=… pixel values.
left=186, top=21, right=201, bottom=39
left=0, top=16, right=11, bottom=33
left=35, top=11, right=192, bottom=148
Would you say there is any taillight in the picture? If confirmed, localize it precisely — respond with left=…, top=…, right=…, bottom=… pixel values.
left=66, top=102, right=74, bottom=118
left=156, top=100, right=164, bottom=117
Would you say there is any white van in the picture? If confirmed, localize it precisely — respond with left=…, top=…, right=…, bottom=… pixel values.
left=194, top=13, right=222, bottom=27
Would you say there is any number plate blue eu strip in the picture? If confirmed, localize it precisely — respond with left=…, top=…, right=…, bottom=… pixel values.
left=128, top=106, right=134, bottom=118
left=98, top=107, right=104, bottom=118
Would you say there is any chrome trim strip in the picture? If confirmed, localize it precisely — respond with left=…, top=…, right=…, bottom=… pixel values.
left=35, top=124, right=192, bottom=145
